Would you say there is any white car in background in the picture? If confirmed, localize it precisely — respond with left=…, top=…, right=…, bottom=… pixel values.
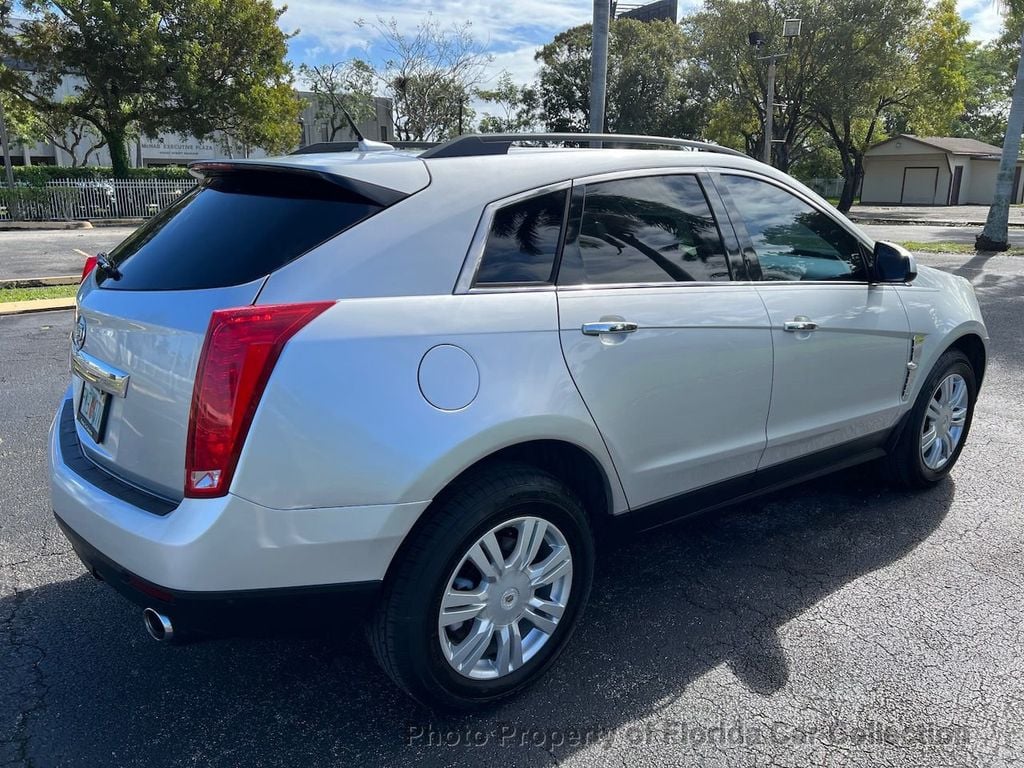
left=50, top=134, right=987, bottom=709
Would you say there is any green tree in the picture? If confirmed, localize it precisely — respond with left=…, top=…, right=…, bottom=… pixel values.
left=806, top=0, right=926, bottom=211
left=535, top=19, right=704, bottom=137
left=952, top=43, right=1014, bottom=146
left=685, top=0, right=824, bottom=171
left=901, top=0, right=971, bottom=135
left=0, top=0, right=300, bottom=176
left=359, top=15, right=490, bottom=141
left=476, top=72, right=541, bottom=133
left=299, top=60, right=376, bottom=142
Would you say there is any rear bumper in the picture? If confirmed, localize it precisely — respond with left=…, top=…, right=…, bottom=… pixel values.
left=57, top=514, right=382, bottom=628
left=49, top=395, right=429, bottom=594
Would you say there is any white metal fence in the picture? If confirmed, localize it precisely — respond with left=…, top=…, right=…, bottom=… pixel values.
left=805, top=177, right=846, bottom=199
left=0, top=179, right=196, bottom=222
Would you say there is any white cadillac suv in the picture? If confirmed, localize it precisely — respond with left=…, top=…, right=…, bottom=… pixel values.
left=49, top=134, right=988, bottom=709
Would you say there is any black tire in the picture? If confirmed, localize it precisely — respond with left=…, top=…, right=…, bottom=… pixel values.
left=368, top=462, right=595, bottom=710
left=884, top=349, right=977, bottom=489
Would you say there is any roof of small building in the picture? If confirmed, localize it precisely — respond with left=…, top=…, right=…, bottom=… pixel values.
left=868, top=134, right=1005, bottom=156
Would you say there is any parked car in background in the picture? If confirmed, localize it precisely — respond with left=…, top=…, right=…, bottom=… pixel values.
left=50, top=134, right=987, bottom=709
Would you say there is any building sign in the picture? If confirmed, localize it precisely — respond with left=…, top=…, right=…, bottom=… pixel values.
left=140, top=137, right=220, bottom=160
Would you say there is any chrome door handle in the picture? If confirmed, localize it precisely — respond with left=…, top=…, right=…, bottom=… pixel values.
left=783, top=317, right=818, bottom=332
left=581, top=321, right=639, bottom=336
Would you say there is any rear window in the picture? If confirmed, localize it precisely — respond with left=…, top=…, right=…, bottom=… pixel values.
left=100, top=172, right=383, bottom=290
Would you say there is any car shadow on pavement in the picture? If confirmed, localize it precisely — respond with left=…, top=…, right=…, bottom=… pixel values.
left=2, top=469, right=955, bottom=768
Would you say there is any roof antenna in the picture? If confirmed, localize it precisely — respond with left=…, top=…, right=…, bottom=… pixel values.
left=340, top=104, right=393, bottom=152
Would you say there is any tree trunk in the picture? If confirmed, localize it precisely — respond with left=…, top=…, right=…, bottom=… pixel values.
left=978, top=32, right=1024, bottom=251
left=837, top=154, right=857, bottom=212
left=102, top=126, right=131, bottom=177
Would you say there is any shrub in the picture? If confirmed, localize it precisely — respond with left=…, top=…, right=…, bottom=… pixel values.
left=13, top=165, right=194, bottom=184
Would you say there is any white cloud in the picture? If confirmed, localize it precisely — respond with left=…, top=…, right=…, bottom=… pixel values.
left=957, top=0, right=1004, bottom=41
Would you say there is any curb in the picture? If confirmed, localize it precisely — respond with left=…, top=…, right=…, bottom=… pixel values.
left=0, top=275, right=79, bottom=289
left=0, top=220, right=93, bottom=232
left=849, top=216, right=1024, bottom=229
left=0, top=297, right=75, bottom=316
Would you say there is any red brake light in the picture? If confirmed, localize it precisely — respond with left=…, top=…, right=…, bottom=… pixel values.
left=81, top=255, right=98, bottom=282
left=185, top=301, right=333, bottom=498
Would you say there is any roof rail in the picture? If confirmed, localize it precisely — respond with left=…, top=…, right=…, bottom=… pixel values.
left=418, top=133, right=749, bottom=160
left=291, top=140, right=440, bottom=155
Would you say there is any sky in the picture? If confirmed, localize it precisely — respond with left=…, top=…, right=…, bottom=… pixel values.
left=280, top=0, right=1007, bottom=95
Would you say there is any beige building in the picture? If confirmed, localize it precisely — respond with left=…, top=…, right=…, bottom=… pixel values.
left=861, top=135, right=1024, bottom=206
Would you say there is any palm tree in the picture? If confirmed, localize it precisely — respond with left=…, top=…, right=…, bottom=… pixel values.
left=977, top=10, right=1024, bottom=250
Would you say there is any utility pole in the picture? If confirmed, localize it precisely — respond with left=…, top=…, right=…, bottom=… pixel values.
left=749, top=20, right=800, bottom=168
left=763, top=57, right=776, bottom=164
left=590, top=0, right=610, bottom=143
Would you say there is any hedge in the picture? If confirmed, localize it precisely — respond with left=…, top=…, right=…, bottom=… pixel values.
left=12, top=165, right=194, bottom=184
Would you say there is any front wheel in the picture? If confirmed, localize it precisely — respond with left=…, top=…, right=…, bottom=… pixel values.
left=884, top=349, right=977, bottom=489
left=368, top=463, right=595, bottom=709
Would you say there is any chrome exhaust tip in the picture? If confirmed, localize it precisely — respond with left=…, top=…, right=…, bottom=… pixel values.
left=143, top=608, right=174, bottom=642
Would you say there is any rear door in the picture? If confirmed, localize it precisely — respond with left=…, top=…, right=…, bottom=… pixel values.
left=72, top=169, right=385, bottom=500
left=556, top=171, right=774, bottom=509
left=715, top=172, right=911, bottom=469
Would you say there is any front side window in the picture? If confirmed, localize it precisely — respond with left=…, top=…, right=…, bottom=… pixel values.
left=474, top=189, right=568, bottom=285
left=721, top=175, right=867, bottom=282
left=558, top=174, right=730, bottom=285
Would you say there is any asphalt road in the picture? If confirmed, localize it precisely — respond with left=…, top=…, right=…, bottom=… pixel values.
left=1, top=253, right=1023, bottom=767
left=0, top=223, right=1022, bottom=281
left=0, top=227, right=138, bottom=280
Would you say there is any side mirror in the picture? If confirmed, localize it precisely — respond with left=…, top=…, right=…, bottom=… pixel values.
left=872, top=241, right=917, bottom=283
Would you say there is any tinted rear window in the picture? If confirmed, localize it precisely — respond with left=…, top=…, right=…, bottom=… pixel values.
left=100, top=172, right=383, bottom=290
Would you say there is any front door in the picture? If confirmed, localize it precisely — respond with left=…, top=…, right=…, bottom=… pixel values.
left=716, top=173, right=912, bottom=468
left=556, top=172, right=774, bottom=509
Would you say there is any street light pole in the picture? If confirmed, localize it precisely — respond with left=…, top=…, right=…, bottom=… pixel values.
left=590, top=0, right=610, bottom=143
left=763, top=57, right=775, bottom=165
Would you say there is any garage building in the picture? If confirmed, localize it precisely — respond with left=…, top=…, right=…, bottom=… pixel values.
left=861, top=134, right=1024, bottom=206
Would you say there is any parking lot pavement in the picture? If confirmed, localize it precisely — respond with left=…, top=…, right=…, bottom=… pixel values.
left=1, top=253, right=1022, bottom=767
left=0, top=227, right=137, bottom=280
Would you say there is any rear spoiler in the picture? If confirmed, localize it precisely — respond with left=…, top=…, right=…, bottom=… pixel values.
left=187, top=161, right=409, bottom=207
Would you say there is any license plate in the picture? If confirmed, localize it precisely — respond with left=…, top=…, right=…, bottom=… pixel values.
left=77, top=380, right=110, bottom=443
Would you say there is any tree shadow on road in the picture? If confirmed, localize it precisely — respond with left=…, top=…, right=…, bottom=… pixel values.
left=1, top=468, right=956, bottom=768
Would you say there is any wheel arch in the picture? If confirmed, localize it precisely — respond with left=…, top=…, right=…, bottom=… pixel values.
left=381, top=439, right=619, bottom=585
left=947, top=332, right=987, bottom=388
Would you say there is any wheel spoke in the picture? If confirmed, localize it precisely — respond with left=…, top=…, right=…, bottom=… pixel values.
left=950, top=407, right=967, bottom=426
left=523, top=605, right=559, bottom=634
left=468, top=533, right=504, bottom=581
left=450, top=620, right=494, bottom=672
left=508, top=518, right=547, bottom=571
left=950, top=377, right=968, bottom=408
left=528, top=595, right=565, bottom=620
left=941, top=376, right=954, bottom=403
left=439, top=587, right=487, bottom=627
left=926, top=399, right=942, bottom=421
left=529, top=545, right=572, bottom=588
left=921, top=426, right=938, bottom=454
left=494, top=622, right=524, bottom=674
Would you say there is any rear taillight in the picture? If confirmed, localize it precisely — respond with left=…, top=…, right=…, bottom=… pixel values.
left=185, top=301, right=333, bottom=498
left=81, top=255, right=98, bottom=282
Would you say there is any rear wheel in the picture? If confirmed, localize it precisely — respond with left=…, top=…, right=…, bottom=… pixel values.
left=368, top=463, right=594, bottom=709
left=884, top=349, right=977, bottom=489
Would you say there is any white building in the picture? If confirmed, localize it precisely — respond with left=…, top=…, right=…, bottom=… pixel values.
left=861, top=135, right=1024, bottom=206
left=14, top=86, right=394, bottom=167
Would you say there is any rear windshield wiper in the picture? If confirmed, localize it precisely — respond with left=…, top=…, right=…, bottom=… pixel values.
left=95, top=253, right=122, bottom=281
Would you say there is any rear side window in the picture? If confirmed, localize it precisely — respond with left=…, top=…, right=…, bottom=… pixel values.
left=474, top=189, right=568, bottom=285
left=558, top=175, right=730, bottom=285
left=100, top=172, right=383, bottom=290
